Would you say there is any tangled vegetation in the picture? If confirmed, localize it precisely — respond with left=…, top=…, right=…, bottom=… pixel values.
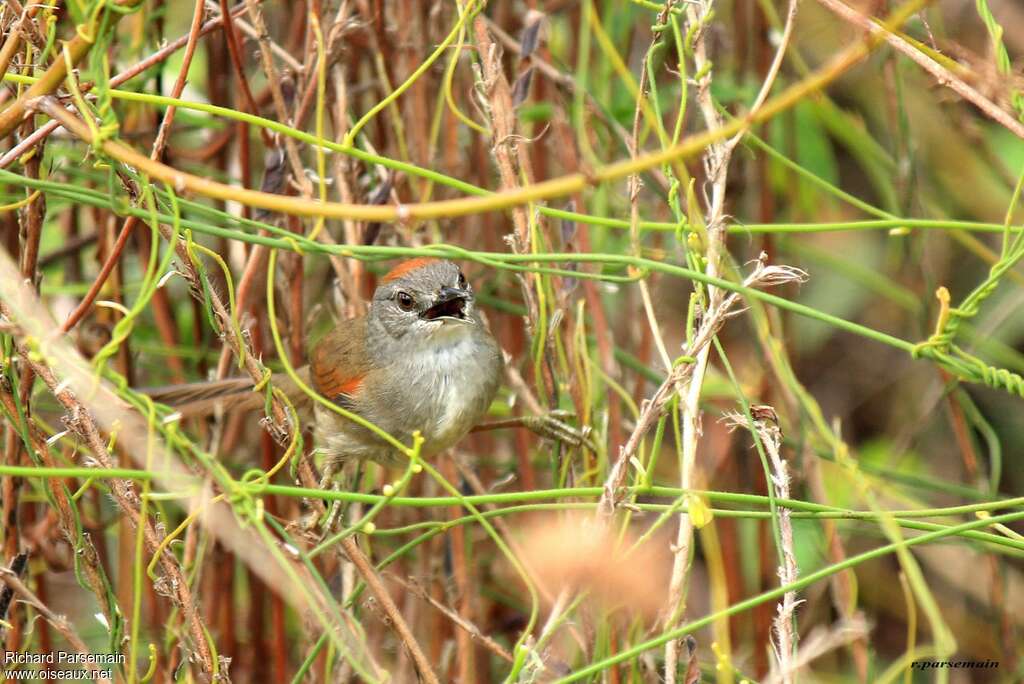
left=0, top=0, right=1022, bottom=682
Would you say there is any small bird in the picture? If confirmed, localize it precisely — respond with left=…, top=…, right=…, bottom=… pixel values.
left=146, top=258, right=504, bottom=467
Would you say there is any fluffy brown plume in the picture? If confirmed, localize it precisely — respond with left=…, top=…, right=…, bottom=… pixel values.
left=518, top=513, right=672, bottom=621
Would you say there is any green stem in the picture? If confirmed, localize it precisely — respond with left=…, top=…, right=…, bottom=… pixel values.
left=557, top=510, right=1024, bottom=681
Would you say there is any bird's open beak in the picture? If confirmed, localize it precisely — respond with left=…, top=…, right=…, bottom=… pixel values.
left=421, top=286, right=471, bottom=321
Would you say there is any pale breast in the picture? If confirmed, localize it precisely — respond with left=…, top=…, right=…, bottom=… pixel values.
left=405, top=333, right=501, bottom=451
left=314, top=325, right=502, bottom=466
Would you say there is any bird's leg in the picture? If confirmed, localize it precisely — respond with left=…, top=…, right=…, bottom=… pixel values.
left=319, top=461, right=345, bottom=533
left=472, top=410, right=596, bottom=451
left=320, top=459, right=361, bottom=533
left=297, top=452, right=331, bottom=535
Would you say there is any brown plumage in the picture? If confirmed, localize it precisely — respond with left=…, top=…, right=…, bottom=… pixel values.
left=310, top=318, right=371, bottom=408
left=142, top=376, right=273, bottom=417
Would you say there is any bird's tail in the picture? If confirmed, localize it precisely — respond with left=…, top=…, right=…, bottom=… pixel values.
left=141, top=367, right=314, bottom=418
left=141, top=377, right=265, bottom=417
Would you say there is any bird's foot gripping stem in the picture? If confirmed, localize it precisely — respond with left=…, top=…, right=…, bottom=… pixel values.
left=474, top=409, right=596, bottom=451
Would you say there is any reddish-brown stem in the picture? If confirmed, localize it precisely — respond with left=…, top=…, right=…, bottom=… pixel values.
left=60, top=216, right=137, bottom=332
left=0, top=0, right=143, bottom=139
left=219, top=0, right=273, bottom=148
left=552, top=114, right=624, bottom=457
left=0, top=34, right=89, bottom=140
left=340, top=535, right=440, bottom=684
left=443, top=455, right=477, bottom=683
left=1, top=119, right=47, bottom=650
left=60, top=0, right=205, bottom=335
left=0, top=7, right=33, bottom=107
left=133, top=225, right=186, bottom=381
left=0, top=5, right=246, bottom=170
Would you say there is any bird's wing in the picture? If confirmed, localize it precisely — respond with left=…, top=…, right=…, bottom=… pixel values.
left=310, top=316, right=372, bottom=411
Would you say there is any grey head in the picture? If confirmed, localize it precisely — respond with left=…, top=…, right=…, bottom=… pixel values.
left=369, top=259, right=481, bottom=341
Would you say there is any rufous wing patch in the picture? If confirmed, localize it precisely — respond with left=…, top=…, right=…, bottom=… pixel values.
left=323, top=375, right=361, bottom=409
left=381, top=257, right=440, bottom=282
left=310, top=320, right=370, bottom=411
left=312, top=358, right=364, bottom=410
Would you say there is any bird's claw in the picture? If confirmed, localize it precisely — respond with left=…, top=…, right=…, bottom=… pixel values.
left=523, top=410, right=596, bottom=451
left=306, top=462, right=344, bottom=534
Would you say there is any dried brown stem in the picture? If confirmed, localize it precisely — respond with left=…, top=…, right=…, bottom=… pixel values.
left=0, top=4, right=38, bottom=85
left=0, top=3, right=247, bottom=169
left=62, top=0, right=205, bottom=334
left=627, top=2, right=681, bottom=379
left=723, top=409, right=801, bottom=683
left=0, top=216, right=385, bottom=678
left=392, top=575, right=514, bottom=664
left=0, top=35, right=88, bottom=140
left=599, top=258, right=808, bottom=518
left=0, top=325, right=216, bottom=674
left=471, top=28, right=528, bottom=206
left=0, top=568, right=111, bottom=684
left=205, top=0, right=303, bottom=72
left=241, top=0, right=311, bottom=196
left=0, top=0, right=141, bottom=140
left=0, top=389, right=114, bottom=626
left=218, top=0, right=263, bottom=127
left=340, top=536, right=440, bottom=684
left=815, top=0, right=1024, bottom=140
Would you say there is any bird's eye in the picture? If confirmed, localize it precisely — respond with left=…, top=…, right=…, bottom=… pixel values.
left=457, top=272, right=468, bottom=289
left=395, top=291, right=415, bottom=311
